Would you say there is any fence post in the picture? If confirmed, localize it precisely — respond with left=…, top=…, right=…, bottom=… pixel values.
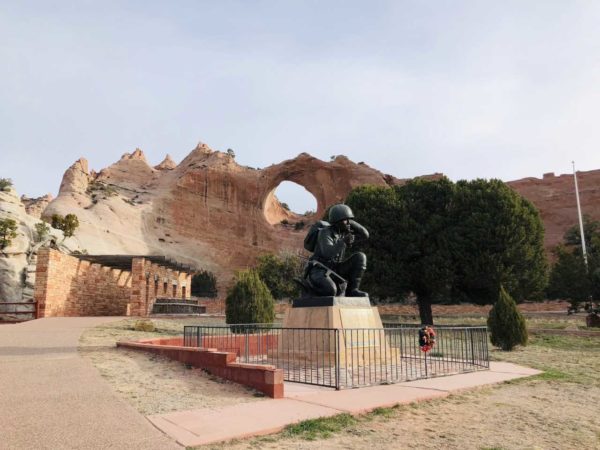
left=244, top=327, right=250, bottom=362
left=470, top=328, right=475, bottom=366
left=335, top=329, right=341, bottom=390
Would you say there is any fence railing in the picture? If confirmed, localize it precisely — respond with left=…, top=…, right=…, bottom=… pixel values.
left=184, top=324, right=489, bottom=389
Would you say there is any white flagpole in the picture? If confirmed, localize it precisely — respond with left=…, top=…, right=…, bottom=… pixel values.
left=572, top=161, right=588, bottom=269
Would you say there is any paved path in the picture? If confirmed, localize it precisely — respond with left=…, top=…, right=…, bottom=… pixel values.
left=150, top=361, right=541, bottom=447
left=0, top=318, right=180, bottom=450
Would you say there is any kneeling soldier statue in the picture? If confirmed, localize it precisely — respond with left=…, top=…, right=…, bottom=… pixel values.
left=300, top=204, right=369, bottom=297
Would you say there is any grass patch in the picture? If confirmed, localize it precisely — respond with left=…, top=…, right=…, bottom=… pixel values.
left=370, top=406, right=397, bottom=418
left=535, top=368, right=571, bottom=382
left=531, top=334, right=600, bottom=351
left=283, top=413, right=358, bottom=440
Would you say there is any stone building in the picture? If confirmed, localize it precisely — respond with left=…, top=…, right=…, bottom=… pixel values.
left=34, top=249, right=193, bottom=318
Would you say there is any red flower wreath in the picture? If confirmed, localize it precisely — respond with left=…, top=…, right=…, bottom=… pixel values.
left=419, top=326, right=436, bottom=353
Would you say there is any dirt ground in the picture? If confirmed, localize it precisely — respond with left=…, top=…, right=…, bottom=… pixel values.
left=214, top=382, right=600, bottom=450
left=78, top=318, right=266, bottom=415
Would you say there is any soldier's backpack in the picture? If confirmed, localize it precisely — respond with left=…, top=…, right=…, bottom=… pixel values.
left=303, top=220, right=330, bottom=252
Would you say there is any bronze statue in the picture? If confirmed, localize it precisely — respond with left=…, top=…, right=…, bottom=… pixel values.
left=298, top=204, right=369, bottom=297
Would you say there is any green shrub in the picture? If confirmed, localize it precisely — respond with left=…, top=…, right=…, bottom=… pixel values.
left=226, top=269, right=274, bottom=326
left=133, top=319, right=156, bottom=332
left=256, top=252, right=303, bottom=300
left=51, top=213, right=79, bottom=237
left=34, top=222, right=50, bottom=242
left=487, top=286, right=528, bottom=351
left=191, top=270, right=218, bottom=297
left=0, top=178, right=13, bottom=191
left=86, top=180, right=118, bottom=198
left=0, top=218, right=18, bottom=249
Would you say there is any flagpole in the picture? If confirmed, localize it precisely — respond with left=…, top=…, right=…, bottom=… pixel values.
left=572, top=161, right=588, bottom=269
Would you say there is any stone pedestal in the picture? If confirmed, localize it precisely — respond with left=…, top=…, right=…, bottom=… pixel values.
left=278, top=296, right=395, bottom=366
left=283, top=296, right=383, bottom=328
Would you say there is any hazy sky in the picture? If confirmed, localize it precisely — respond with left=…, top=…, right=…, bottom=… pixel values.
left=2, top=1, right=600, bottom=213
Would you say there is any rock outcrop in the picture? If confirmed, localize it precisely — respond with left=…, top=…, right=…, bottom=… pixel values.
left=0, top=187, right=81, bottom=316
left=507, top=170, right=600, bottom=250
left=20, top=193, right=53, bottom=219
left=154, top=154, right=177, bottom=171
left=41, top=145, right=407, bottom=286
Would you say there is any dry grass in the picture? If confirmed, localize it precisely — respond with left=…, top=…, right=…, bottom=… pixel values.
left=78, top=318, right=266, bottom=415
left=204, top=331, right=600, bottom=450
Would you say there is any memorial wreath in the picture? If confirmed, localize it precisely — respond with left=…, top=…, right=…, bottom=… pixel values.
left=419, top=325, right=436, bottom=353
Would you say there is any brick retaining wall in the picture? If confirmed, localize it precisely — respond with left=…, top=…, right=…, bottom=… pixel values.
left=117, top=337, right=284, bottom=398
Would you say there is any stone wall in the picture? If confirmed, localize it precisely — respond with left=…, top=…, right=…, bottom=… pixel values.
left=35, top=250, right=193, bottom=318
left=128, top=257, right=192, bottom=316
left=34, top=249, right=131, bottom=317
left=118, top=337, right=284, bottom=398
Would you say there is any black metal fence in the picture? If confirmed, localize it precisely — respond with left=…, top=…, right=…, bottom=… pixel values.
left=183, top=324, right=489, bottom=389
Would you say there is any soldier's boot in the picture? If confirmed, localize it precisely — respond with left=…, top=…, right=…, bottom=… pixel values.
left=346, top=272, right=368, bottom=297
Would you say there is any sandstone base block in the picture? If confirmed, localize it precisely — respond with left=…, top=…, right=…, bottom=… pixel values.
left=278, top=297, right=397, bottom=366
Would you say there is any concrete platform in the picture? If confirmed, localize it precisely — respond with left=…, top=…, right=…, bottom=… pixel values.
left=149, top=362, right=542, bottom=447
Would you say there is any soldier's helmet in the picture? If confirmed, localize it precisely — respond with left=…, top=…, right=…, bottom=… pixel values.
left=328, top=204, right=354, bottom=223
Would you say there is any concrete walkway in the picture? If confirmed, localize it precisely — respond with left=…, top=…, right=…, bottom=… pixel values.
left=0, top=317, right=180, bottom=450
left=1, top=318, right=541, bottom=449
left=150, top=362, right=541, bottom=447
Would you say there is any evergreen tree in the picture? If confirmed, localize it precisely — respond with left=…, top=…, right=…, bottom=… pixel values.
left=487, top=286, right=528, bottom=351
left=547, top=246, right=591, bottom=310
left=51, top=213, right=79, bottom=238
left=191, top=270, right=218, bottom=297
left=256, top=252, right=303, bottom=300
left=225, top=269, right=275, bottom=325
left=346, top=185, right=407, bottom=301
left=547, top=217, right=600, bottom=308
left=397, top=178, right=455, bottom=325
left=62, top=214, right=79, bottom=237
left=450, top=179, right=548, bottom=304
left=347, top=178, right=455, bottom=324
left=346, top=178, right=548, bottom=325
left=34, top=222, right=50, bottom=242
left=0, top=218, right=18, bottom=250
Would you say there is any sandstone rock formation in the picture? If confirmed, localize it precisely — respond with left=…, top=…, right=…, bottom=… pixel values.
left=20, top=193, right=53, bottom=219
left=507, top=170, right=600, bottom=251
left=41, top=144, right=410, bottom=289
left=154, top=154, right=177, bottom=171
left=9, top=141, right=600, bottom=301
left=0, top=187, right=81, bottom=317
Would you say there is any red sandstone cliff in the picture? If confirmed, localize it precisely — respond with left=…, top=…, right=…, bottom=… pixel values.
left=507, top=170, right=600, bottom=251
left=40, top=143, right=600, bottom=283
left=41, top=144, right=405, bottom=282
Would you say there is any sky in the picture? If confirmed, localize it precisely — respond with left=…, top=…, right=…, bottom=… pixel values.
left=2, top=1, right=600, bottom=213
